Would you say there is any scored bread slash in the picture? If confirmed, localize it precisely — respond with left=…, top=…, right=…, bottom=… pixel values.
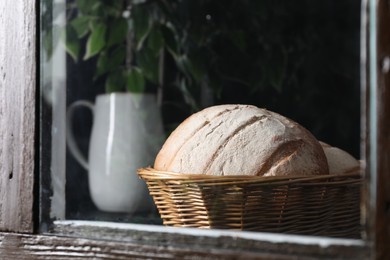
left=154, top=104, right=329, bottom=176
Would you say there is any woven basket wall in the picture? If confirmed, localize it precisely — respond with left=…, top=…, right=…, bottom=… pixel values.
left=138, top=168, right=362, bottom=238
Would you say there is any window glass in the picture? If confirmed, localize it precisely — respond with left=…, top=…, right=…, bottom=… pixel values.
left=40, top=0, right=362, bottom=233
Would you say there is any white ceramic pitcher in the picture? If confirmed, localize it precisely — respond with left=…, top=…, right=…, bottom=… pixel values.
left=66, top=93, right=164, bottom=213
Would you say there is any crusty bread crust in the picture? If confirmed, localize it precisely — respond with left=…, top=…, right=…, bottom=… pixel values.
left=320, top=141, right=360, bottom=174
left=155, top=104, right=329, bottom=176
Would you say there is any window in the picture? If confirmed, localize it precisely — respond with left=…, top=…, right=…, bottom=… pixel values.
left=0, top=0, right=389, bottom=258
left=41, top=0, right=362, bottom=227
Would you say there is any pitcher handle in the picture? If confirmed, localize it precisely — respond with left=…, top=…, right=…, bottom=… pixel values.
left=66, top=100, right=94, bottom=170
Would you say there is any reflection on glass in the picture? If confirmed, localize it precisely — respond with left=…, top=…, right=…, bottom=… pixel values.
left=41, top=0, right=361, bottom=227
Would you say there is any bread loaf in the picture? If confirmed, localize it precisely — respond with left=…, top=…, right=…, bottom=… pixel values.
left=154, top=104, right=329, bottom=176
left=320, top=142, right=360, bottom=174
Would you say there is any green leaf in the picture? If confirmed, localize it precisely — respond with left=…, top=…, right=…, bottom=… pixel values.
left=88, top=18, right=100, bottom=32
left=63, top=24, right=80, bottom=62
left=105, top=70, right=126, bottom=93
left=84, top=22, right=107, bottom=60
left=76, top=0, right=104, bottom=16
left=95, top=51, right=109, bottom=79
left=147, top=25, right=164, bottom=56
left=75, top=0, right=96, bottom=14
left=92, top=3, right=106, bottom=16
left=103, top=2, right=123, bottom=17
left=95, top=47, right=125, bottom=79
left=126, top=68, right=145, bottom=93
left=137, top=48, right=159, bottom=84
left=108, top=46, right=126, bottom=68
left=70, top=16, right=90, bottom=38
left=107, top=18, right=128, bottom=47
left=174, top=55, right=191, bottom=78
left=161, top=25, right=178, bottom=56
left=132, top=6, right=151, bottom=50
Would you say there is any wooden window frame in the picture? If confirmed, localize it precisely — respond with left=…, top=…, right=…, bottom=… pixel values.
left=0, top=0, right=389, bottom=258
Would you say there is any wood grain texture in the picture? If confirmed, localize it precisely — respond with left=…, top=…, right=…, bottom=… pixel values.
left=0, top=230, right=369, bottom=260
left=0, top=0, right=36, bottom=232
left=360, top=0, right=371, bottom=246
left=375, top=0, right=390, bottom=259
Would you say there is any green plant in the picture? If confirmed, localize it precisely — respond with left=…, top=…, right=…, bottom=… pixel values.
left=64, top=0, right=294, bottom=111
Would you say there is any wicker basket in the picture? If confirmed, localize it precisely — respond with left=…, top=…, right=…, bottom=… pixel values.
left=138, top=168, right=362, bottom=238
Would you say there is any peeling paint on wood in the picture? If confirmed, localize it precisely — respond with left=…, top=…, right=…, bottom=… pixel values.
left=375, top=0, right=390, bottom=259
left=53, top=220, right=366, bottom=249
left=0, top=0, right=36, bottom=233
left=47, top=220, right=371, bottom=259
left=0, top=231, right=370, bottom=260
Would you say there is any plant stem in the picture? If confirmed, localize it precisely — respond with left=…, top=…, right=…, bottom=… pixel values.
left=125, top=0, right=133, bottom=71
left=157, top=49, right=165, bottom=107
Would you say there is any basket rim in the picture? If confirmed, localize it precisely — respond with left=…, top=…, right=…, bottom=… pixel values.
left=137, top=167, right=362, bottom=185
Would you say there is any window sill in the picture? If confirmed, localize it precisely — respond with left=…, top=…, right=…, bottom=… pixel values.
left=24, top=220, right=370, bottom=259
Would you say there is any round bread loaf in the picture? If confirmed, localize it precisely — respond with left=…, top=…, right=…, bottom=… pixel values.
left=320, top=142, right=360, bottom=174
left=154, top=104, right=329, bottom=176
